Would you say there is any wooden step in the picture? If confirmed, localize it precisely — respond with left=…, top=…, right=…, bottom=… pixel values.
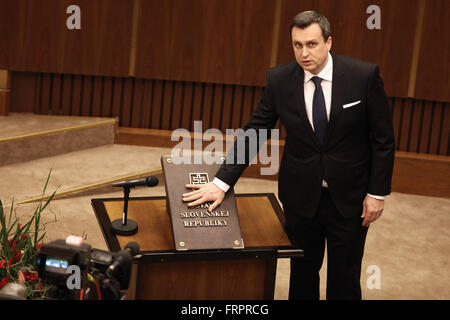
left=0, top=113, right=116, bottom=166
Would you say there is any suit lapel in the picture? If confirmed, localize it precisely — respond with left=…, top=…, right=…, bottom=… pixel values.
left=293, top=65, right=319, bottom=146
left=327, top=54, right=345, bottom=144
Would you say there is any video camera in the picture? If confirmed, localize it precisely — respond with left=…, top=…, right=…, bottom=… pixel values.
left=36, top=236, right=140, bottom=300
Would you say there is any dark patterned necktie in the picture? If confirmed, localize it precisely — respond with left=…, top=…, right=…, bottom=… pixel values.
left=311, top=76, right=327, bottom=147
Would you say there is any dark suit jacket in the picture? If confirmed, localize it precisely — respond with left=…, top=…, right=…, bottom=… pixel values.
left=216, top=53, right=395, bottom=218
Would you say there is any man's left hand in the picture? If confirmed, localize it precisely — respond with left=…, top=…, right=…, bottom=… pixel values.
left=361, top=195, right=384, bottom=227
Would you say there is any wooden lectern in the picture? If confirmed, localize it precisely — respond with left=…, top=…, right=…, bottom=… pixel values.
left=91, top=193, right=303, bottom=299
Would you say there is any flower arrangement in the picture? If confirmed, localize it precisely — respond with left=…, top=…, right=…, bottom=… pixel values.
left=0, top=171, right=57, bottom=299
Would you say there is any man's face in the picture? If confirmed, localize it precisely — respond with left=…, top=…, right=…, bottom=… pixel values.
left=291, top=23, right=332, bottom=75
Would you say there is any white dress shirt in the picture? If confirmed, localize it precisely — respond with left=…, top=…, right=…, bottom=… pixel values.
left=304, top=52, right=333, bottom=129
left=213, top=52, right=385, bottom=200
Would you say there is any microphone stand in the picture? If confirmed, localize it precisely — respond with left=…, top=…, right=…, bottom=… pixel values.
left=110, top=186, right=138, bottom=236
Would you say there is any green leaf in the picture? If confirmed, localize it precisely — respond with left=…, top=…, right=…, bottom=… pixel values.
left=0, top=170, right=56, bottom=299
left=7, top=198, right=15, bottom=224
left=0, top=200, right=11, bottom=260
left=6, top=219, right=18, bottom=236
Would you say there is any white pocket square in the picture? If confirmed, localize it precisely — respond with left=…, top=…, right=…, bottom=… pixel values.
left=343, top=100, right=361, bottom=109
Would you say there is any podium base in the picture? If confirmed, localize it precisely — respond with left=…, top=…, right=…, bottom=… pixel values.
left=110, top=219, right=138, bottom=236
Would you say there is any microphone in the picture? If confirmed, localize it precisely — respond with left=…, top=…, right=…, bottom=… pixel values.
left=110, top=177, right=158, bottom=236
left=112, top=176, right=158, bottom=188
left=106, top=242, right=140, bottom=290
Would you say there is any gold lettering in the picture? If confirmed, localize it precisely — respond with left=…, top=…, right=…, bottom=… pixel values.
left=182, top=219, right=228, bottom=228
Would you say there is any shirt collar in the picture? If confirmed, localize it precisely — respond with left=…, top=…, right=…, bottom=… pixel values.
left=304, top=52, right=333, bottom=83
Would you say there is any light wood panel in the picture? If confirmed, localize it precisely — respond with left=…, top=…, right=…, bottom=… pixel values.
left=104, top=199, right=174, bottom=252
left=104, top=196, right=290, bottom=252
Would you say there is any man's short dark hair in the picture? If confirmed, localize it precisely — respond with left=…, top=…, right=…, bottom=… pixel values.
left=290, top=11, right=331, bottom=41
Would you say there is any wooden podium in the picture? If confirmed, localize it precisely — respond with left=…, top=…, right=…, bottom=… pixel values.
left=91, top=193, right=303, bottom=300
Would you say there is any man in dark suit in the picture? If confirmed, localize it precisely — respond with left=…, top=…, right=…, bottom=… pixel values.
left=182, top=11, right=395, bottom=300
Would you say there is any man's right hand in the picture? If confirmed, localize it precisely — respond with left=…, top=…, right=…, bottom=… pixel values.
left=182, top=182, right=225, bottom=212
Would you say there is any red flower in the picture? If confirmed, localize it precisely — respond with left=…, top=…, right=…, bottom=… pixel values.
left=24, top=271, right=40, bottom=282
left=36, top=243, right=43, bottom=251
left=0, top=258, right=12, bottom=269
left=0, top=277, right=8, bottom=289
left=8, top=239, right=17, bottom=250
left=13, top=249, right=22, bottom=262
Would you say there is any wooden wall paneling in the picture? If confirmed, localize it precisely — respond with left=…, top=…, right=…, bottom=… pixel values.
left=7, top=0, right=64, bottom=72
left=50, top=74, right=62, bottom=115
left=151, top=80, right=164, bottom=129
left=91, top=77, right=103, bottom=117
left=428, top=102, right=443, bottom=154
left=9, top=70, right=446, bottom=156
left=7, top=0, right=133, bottom=76
left=33, top=73, right=42, bottom=113
left=241, top=86, right=254, bottom=126
left=121, top=78, right=134, bottom=127
left=61, top=74, right=72, bottom=115
left=409, top=99, right=422, bottom=153
left=428, top=102, right=444, bottom=155
left=102, top=77, right=113, bottom=117
left=10, top=72, right=35, bottom=113
left=135, top=0, right=275, bottom=86
left=398, top=99, right=412, bottom=152
left=111, top=78, right=123, bottom=118
left=211, top=84, right=224, bottom=130
left=170, top=81, right=184, bottom=130
left=440, top=103, right=450, bottom=155
left=252, top=87, right=264, bottom=123
left=71, top=75, right=82, bottom=116
left=40, top=73, right=52, bottom=115
left=134, top=0, right=173, bottom=82
left=227, top=0, right=276, bottom=86
left=161, top=81, right=174, bottom=130
left=201, top=83, right=214, bottom=129
left=140, top=80, right=153, bottom=129
left=220, top=85, right=234, bottom=131
left=231, top=86, right=244, bottom=129
left=180, top=82, right=193, bottom=130
left=277, top=0, right=418, bottom=98
left=0, top=0, right=15, bottom=68
left=414, top=0, right=450, bottom=102
left=392, top=152, right=450, bottom=198
left=131, top=79, right=144, bottom=128
left=81, top=76, right=93, bottom=117
left=418, top=101, right=433, bottom=154
left=191, top=83, right=204, bottom=130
